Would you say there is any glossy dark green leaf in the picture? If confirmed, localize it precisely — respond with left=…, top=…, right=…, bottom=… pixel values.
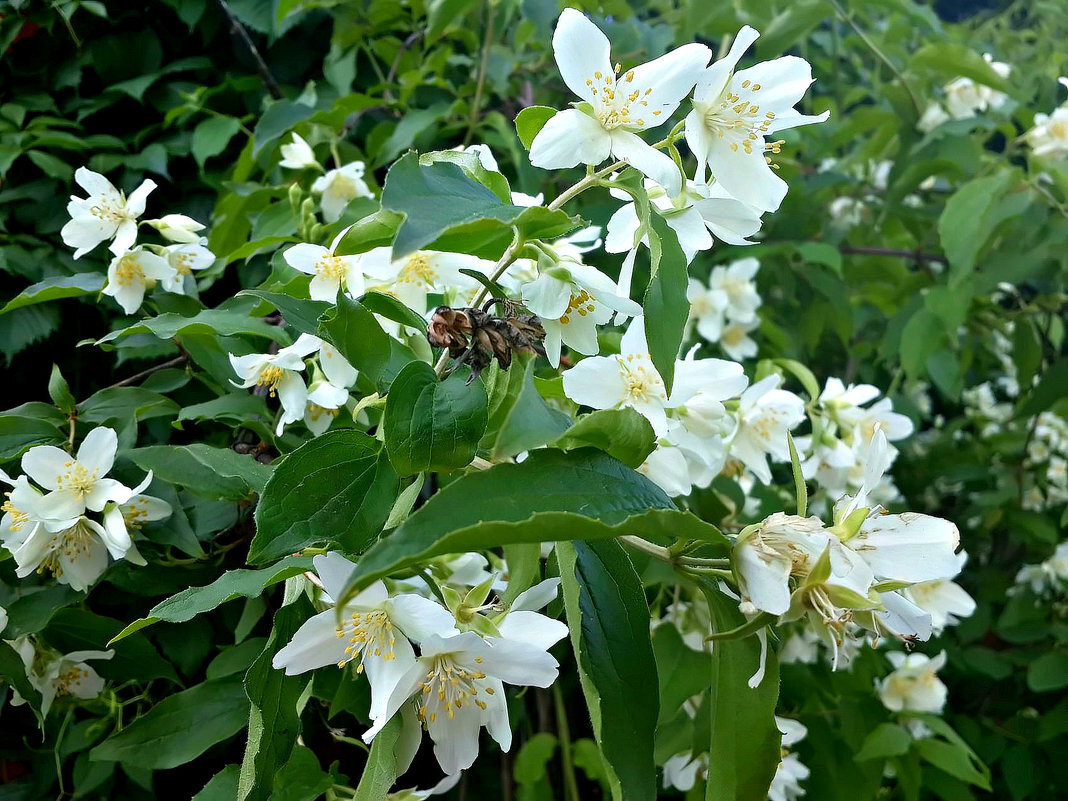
left=318, top=293, right=390, bottom=382
left=481, top=356, right=572, bottom=460
left=238, top=290, right=332, bottom=335
left=643, top=214, right=689, bottom=396
left=127, top=444, right=272, bottom=501
left=1, top=273, right=105, bottom=314
left=352, top=715, right=405, bottom=801
left=0, top=414, right=66, bottom=462
left=250, top=429, right=398, bottom=564
left=558, top=539, right=659, bottom=801
left=43, top=609, right=178, bottom=683
left=555, top=408, right=656, bottom=469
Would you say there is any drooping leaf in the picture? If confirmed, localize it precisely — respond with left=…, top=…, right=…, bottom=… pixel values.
left=481, top=356, right=572, bottom=460
left=318, top=293, right=390, bottom=383
left=515, top=106, right=558, bottom=150
left=0, top=273, right=106, bottom=314
left=127, top=444, right=272, bottom=500
left=554, top=408, right=656, bottom=469
left=238, top=290, right=332, bottom=336
left=643, top=214, right=689, bottom=396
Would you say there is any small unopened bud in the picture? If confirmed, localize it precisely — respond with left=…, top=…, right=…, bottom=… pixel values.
left=145, top=214, right=205, bottom=243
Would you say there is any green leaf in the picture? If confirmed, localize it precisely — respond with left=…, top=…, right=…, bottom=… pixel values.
left=43, top=609, right=178, bottom=683
left=340, top=448, right=678, bottom=598
left=1027, top=651, right=1068, bottom=693
left=914, top=738, right=991, bottom=789
left=515, top=106, right=557, bottom=150
left=1, top=585, right=82, bottom=639
left=0, top=640, right=43, bottom=724
left=78, top=387, right=179, bottom=425
left=937, top=171, right=1014, bottom=287
left=796, top=242, right=842, bottom=276
left=319, top=294, right=390, bottom=383
left=698, top=582, right=781, bottom=801
left=176, top=393, right=271, bottom=428
left=381, top=152, right=571, bottom=258
left=238, top=599, right=313, bottom=801
left=332, top=208, right=404, bottom=257
left=193, top=766, right=241, bottom=801
left=554, top=409, right=656, bottom=469
left=250, top=430, right=398, bottom=565
left=238, top=290, right=332, bottom=335
left=111, top=556, right=313, bottom=643
left=558, top=539, right=659, bottom=801
left=481, top=356, right=572, bottom=460
left=383, top=361, right=489, bottom=475
left=426, top=0, right=479, bottom=41
left=652, top=624, right=709, bottom=724
left=899, top=308, right=946, bottom=379
left=854, top=723, right=912, bottom=761
left=352, top=715, right=406, bottom=801
left=91, top=678, right=250, bottom=769
left=127, top=444, right=272, bottom=501
left=270, top=746, right=335, bottom=801
left=252, top=101, right=314, bottom=157
left=97, top=306, right=290, bottom=348
left=192, top=116, right=242, bottom=168
left=48, top=364, right=76, bottom=415
left=514, top=733, right=559, bottom=785
left=1, top=273, right=105, bottom=314
left=358, top=290, right=429, bottom=333
left=911, top=43, right=1014, bottom=94
left=1016, top=358, right=1068, bottom=419
left=0, top=414, right=66, bottom=462
left=643, top=214, right=688, bottom=396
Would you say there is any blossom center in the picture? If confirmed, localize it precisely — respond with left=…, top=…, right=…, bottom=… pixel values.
left=115, top=255, right=145, bottom=286
left=335, top=608, right=396, bottom=671
left=586, top=64, right=660, bottom=130
left=617, top=354, right=667, bottom=404
left=123, top=497, right=151, bottom=530
left=257, top=365, right=286, bottom=396
left=329, top=173, right=359, bottom=200
left=2, top=496, right=28, bottom=531
left=55, top=665, right=90, bottom=697
left=89, top=195, right=127, bottom=223
left=306, top=403, right=340, bottom=423
left=417, top=654, right=490, bottom=723
left=559, top=289, right=596, bottom=325
left=315, top=255, right=346, bottom=282
left=172, top=252, right=195, bottom=275
left=697, top=82, right=784, bottom=162
left=399, top=254, right=437, bottom=287
left=40, top=520, right=97, bottom=578
left=58, top=462, right=98, bottom=498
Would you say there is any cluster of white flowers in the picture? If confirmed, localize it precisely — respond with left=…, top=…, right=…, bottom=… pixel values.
left=877, top=650, right=948, bottom=715
left=687, top=258, right=762, bottom=360
left=60, top=168, right=216, bottom=314
left=273, top=552, right=566, bottom=780
left=1, top=427, right=169, bottom=591
left=1014, top=542, right=1068, bottom=597
left=1026, top=77, right=1068, bottom=157
left=4, top=635, right=114, bottom=717
left=280, top=132, right=376, bottom=221
left=917, top=54, right=1011, bottom=133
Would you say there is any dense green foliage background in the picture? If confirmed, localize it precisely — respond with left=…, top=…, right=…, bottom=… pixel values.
left=1, top=0, right=1067, bottom=799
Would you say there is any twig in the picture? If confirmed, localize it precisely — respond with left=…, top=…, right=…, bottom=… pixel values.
left=836, top=245, right=947, bottom=264
left=462, top=2, right=496, bottom=146
left=101, top=355, right=189, bottom=390
left=217, top=0, right=283, bottom=100
left=383, top=31, right=423, bottom=103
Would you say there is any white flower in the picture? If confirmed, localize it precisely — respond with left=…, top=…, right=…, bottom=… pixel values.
left=562, top=318, right=747, bottom=436
left=877, top=651, right=948, bottom=714
left=61, top=167, right=156, bottom=258
left=360, top=247, right=491, bottom=317
left=717, top=318, right=759, bottom=361
left=529, top=9, right=711, bottom=196
left=20, top=427, right=133, bottom=517
left=274, top=553, right=458, bottom=724
left=729, top=374, right=806, bottom=483
left=229, top=334, right=323, bottom=434
left=312, top=161, right=373, bottom=222
left=521, top=261, right=640, bottom=367
left=828, top=196, right=866, bottom=229
left=688, top=258, right=762, bottom=346
left=303, top=379, right=349, bottom=436
left=604, top=179, right=763, bottom=266
left=457, top=143, right=499, bottom=172
left=102, top=248, right=176, bottom=314
left=363, top=629, right=564, bottom=775
left=900, top=553, right=976, bottom=635
left=0, top=605, right=7, bottom=635
left=161, top=241, right=215, bottom=293
left=10, top=639, right=114, bottom=717
left=917, top=102, right=951, bottom=133
left=663, top=751, right=706, bottom=791
left=943, top=55, right=1010, bottom=119
left=1026, top=78, right=1068, bottom=157
left=769, top=717, right=810, bottom=801
left=685, top=26, right=828, bottom=212
left=145, top=214, right=206, bottom=243
left=285, top=228, right=367, bottom=302
left=100, top=473, right=171, bottom=563
left=780, top=630, right=820, bottom=664
left=279, top=133, right=320, bottom=170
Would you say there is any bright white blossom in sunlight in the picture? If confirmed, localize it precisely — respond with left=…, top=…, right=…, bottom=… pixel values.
left=728, top=374, right=805, bottom=483
left=285, top=228, right=366, bottom=301
left=529, top=9, right=711, bottom=196
left=229, top=334, right=323, bottom=434
left=364, top=628, right=564, bottom=776
left=521, top=259, right=640, bottom=367
left=102, top=248, right=175, bottom=314
left=769, top=717, right=810, bottom=801
left=562, top=318, right=747, bottom=436
left=161, top=241, right=215, bottom=293
left=61, top=167, right=156, bottom=258
left=145, top=214, right=206, bottom=243
left=9, top=638, right=114, bottom=717
left=604, top=179, right=763, bottom=265
left=360, top=247, right=491, bottom=317
left=274, top=553, right=458, bottom=723
left=1026, top=78, right=1068, bottom=157
left=279, top=133, right=320, bottom=170
left=20, top=427, right=132, bottom=518
left=877, top=651, right=948, bottom=714
left=313, top=161, right=373, bottom=222
left=686, top=26, right=828, bottom=212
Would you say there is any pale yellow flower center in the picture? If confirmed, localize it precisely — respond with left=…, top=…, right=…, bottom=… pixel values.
left=559, top=289, right=596, bottom=325
left=39, top=520, right=98, bottom=579
left=399, top=254, right=438, bottom=287
left=89, top=195, right=127, bottom=223
left=1050, top=120, right=1068, bottom=141
left=2, top=496, right=27, bottom=531
left=586, top=63, right=662, bottom=129
left=315, top=254, right=346, bottom=282
left=698, top=81, right=784, bottom=163
left=55, top=665, right=91, bottom=697
left=172, top=252, right=195, bottom=276
left=617, top=353, right=667, bottom=404
left=306, top=404, right=340, bottom=423
left=123, top=497, right=152, bottom=530
left=115, top=254, right=145, bottom=286
left=329, top=173, right=359, bottom=201
left=256, top=365, right=286, bottom=397
left=334, top=609, right=396, bottom=671
left=57, top=461, right=98, bottom=498
left=417, top=654, right=490, bottom=723
left=721, top=324, right=746, bottom=347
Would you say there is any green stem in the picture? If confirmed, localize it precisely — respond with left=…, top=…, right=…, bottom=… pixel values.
left=463, top=1, right=495, bottom=146
left=553, top=683, right=581, bottom=801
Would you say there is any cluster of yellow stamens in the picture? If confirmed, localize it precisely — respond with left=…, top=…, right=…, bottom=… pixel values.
left=699, top=80, right=786, bottom=167
left=559, top=290, right=596, bottom=325
left=114, top=254, right=145, bottom=287
left=55, top=665, right=91, bottom=697
left=122, top=497, right=152, bottom=530
left=617, top=353, right=667, bottom=404
left=586, top=63, right=661, bottom=129
left=417, top=655, right=490, bottom=725
left=171, top=251, right=196, bottom=276
left=315, top=254, right=347, bottom=283
left=38, top=521, right=96, bottom=579
left=399, top=253, right=438, bottom=287
left=2, top=495, right=27, bottom=531
left=256, top=365, right=286, bottom=397
left=306, top=404, right=340, bottom=425
left=57, top=461, right=98, bottom=499
left=334, top=609, right=396, bottom=671
left=88, top=197, right=125, bottom=223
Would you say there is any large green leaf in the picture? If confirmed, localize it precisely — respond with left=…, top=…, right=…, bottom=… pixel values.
left=127, top=444, right=272, bottom=501
left=110, top=555, right=314, bottom=642
left=0, top=414, right=66, bottom=462
left=91, top=678, right=250, bottom=769
left=911, top=43, right=1014, bottom=94
left=43, top=609, right=178, bottom=683
left=643, top=214, right=689, bottom=395
left=238, top=290, right=332, bottom=335
left=0, top=273, right=105, bottom=314
left=558, top=539, right=659, bottom=801
left=352, top=715, right=406, bottom=801
left=698, top=582, right=781, bottom=801
left=652, top=624, right=710, bottom=724
left=238, top=599, right=313, bottom=801
left=383, top=361, right=489, bottom=475
left=78, top=387, right=179, bottom=425
left=250, top=430, right=398, bottom=564
left=1016, top=358, right=1068, bottom=419
left=340, top=449, right=681, bottom=598
left=555, top=409, right=656, bottom=469
left=937, top=170, right=1014, bottom=287
left=96, top=306, right=290, bottom=348
left=318, top=293, right=390, bottom=383
left=514, top=106, right=557, bottom=150
left=481, top=356, right=572, bottom=460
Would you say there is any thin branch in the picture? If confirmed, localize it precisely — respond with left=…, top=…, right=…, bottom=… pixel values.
left=217, top=0, right=283, bottom=100
left=836, top=245, right=947, bottom=264
left=383, top=31, right=423, bottom=103
left=100, top=355, right=189, bottom=391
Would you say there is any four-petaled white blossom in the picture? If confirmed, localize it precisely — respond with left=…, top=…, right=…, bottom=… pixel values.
left=8, top=638, right=114, bottom=717
left=729, top=374, right=806, bottom=483
left=313, top=161, right=374, bottom=222
left=530, top=9, right=711, bottom=196
left=686, top=26, right=828, bottom=212
left=1026, top=77, right=1068, bottom=157
left=102, top=248, right=175, bottom=314
left=61, top=167, right=157, bottom=259
left=161, top=241, right=216, bottom=294
left=229, top=333, right=323, bottom=434
left=279, top=133, right=320, bottom=170
left=285, top=228, right=366, bottom=301
left=20, top=427, right=133, bottom=518
left=877, top=651, right=948, bottom=714
left=360, top=247, right=491, bottom=317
